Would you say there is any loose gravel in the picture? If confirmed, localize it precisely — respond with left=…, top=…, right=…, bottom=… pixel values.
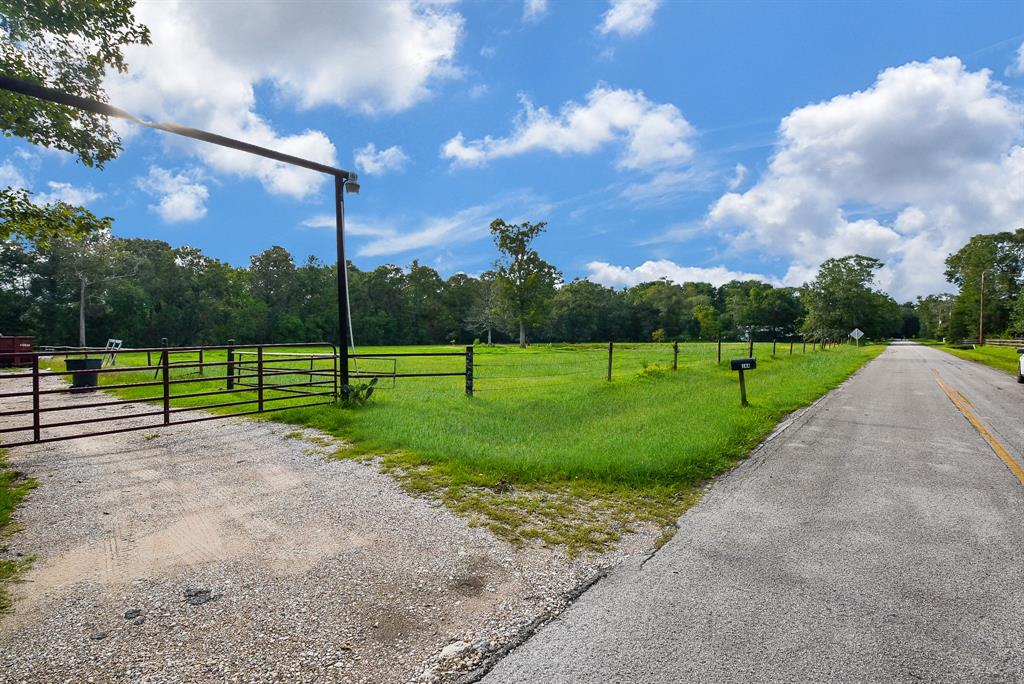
left=0, top=374, right=656, bottom=683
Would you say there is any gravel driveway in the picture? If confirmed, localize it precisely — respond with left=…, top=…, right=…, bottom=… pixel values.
left=0, top=375, right=643, bottom=683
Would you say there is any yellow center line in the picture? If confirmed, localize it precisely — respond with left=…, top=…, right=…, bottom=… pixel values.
left=932, top=369, right=1024, bottom=486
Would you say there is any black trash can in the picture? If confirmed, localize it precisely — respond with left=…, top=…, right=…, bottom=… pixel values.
left=65, top=357, right=103, bottom=391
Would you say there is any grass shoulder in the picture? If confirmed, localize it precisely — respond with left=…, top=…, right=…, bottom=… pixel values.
left=920, top=340, right=1022, bottom=376
left=0, top=449, right=37, bottom=611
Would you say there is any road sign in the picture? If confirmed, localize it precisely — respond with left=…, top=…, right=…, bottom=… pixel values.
left=849, top=328, right=864, bottom=347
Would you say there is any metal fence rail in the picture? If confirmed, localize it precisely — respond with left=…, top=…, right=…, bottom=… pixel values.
left=0, top=342, right=337, bottom=448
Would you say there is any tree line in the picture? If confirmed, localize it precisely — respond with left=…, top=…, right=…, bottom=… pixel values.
left=911, top=228, right=1024, bottom=341
left=0, top=219, right=910, bottom=348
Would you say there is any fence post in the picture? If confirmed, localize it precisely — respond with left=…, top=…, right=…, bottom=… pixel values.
left=161, top=347, right=170, bottom=425
left=790, top=339, right=794, bottom=355
left=257, top=345, right=264, bottom=413
left=32, top=355, right=40, bottom=443
left=717, top=337, right=722, bottom=365
left=226, top=339, right=235, bottom=390
left=772, top=339, right=777, bottom=357
left=198, top=347, right=204, bottom=377
left=465, top=345, right=474, bottom=397
left=607, top=341, right=613, bottom=381
left=673, top=341, right=679, bottom=371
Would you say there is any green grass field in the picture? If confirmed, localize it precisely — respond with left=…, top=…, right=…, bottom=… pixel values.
left=33, top=341, right=883, bottom=551
left=921, top=341, right=1023, bottom=377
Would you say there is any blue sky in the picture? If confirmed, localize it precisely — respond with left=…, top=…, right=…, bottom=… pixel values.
left=3, top=0, right=1024, bottom=300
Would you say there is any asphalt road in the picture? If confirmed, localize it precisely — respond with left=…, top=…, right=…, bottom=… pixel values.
left=482, top=342, right=1024, bottom=683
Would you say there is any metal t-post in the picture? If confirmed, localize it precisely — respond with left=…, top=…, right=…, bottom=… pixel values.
left=335, top=177, right=350, bottom=389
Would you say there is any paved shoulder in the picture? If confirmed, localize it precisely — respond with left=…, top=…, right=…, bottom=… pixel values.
left=483, top=343, right=1024, bottom=684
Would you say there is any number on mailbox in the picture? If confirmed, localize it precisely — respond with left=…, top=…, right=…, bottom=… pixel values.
left=730, top=358, right=756, bottom=371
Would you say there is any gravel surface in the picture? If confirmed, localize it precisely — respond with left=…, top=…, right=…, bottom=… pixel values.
left=0, top=374, right=654, bottom=683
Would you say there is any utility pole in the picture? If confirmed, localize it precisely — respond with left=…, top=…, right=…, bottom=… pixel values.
left=979, top=269, right=989, bottom=345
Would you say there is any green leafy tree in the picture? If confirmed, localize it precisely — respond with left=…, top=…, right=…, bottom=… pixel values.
left=1, top=0, right=150, bottom=167
left=943, top=229, right=1024, bottom=340
left=0, top=187, right=112, bottom=247
left=801, top=255, right=901, bottom=340
left=693, top=303, right=721, bottom=340
left=490, top=218, right=561, bottom=347
left=1, top=1, right=148, bottom=247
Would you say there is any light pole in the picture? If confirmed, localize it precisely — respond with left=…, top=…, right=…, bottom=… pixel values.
left=335, top=176, right=359, bottom=388
left=979, top=269, right=990, bottom=345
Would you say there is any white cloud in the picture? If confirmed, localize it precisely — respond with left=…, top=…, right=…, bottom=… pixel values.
left=523, top=0, right=548, bottom=22
left=727, top=163, right=748, bottom=191
left=708, top=57, right=1024, bottom=299
left=35, top=181, right=102, bottom=206
left=106, top=1, right=463, bottom=199
left=1007, top=41, right=1024, bottom=77
left=598, top=0, right=661, bottom=37
left=586, top=259, right=778, bottom=288
left=468, top=83, right=489, bottom=99
left=137, top=167, right=209, bottom=223
left=354, top=144, right=410, bottom=176
left=442, top=86, right=695, bottom=171
left=0, top=160, right=27, bottom=189
left=300, top=215, right=394, bottom=237
left=356, top=203, right=499, bottom=258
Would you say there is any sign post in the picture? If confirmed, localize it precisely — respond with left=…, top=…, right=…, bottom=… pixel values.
left=849, top=328, right=864, bottom=347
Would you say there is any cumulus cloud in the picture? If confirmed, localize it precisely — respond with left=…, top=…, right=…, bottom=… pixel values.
left=523, top=0, right=548, bottom=22
left=708, top=57, right=1024, bottom=299
left=35, top=181, right=102, bottom=206
left=354, top=144, right=410, bottom=176
left=107, top=1, right=462, bottom=199
left=598, top=0, right=661, bottom=37
left=442, top=86, right=695, bottom=172
left=137, top=167, right=210, bottom=223
left=586, top=259, right=778, bottom=288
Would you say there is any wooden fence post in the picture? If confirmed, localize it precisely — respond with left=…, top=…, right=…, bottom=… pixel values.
left=717, top=337, right=722, bottom=365
left=198, top=347, right=204, bottom=376
left=790, top=339, right=794, bottom=355
left=465, top=345, right=474, bottom=397
left=673, top=341, right=679, bottom=371
left=607, top=341, right=613, bottom=381
left=772, top=339, right=777, bottom=357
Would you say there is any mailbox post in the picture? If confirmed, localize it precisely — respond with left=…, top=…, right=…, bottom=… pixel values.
left=730, top=357, right=757, bottom=407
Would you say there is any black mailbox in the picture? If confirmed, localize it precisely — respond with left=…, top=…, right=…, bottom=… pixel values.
left=731, top=357, right=756, bottom=371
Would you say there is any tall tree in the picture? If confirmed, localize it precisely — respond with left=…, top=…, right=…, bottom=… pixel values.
left=801, top=255, right=900, bottom=340
left=490, top=219, right=561, bottom=347
left=943, top=229, right=1024, bottom=340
